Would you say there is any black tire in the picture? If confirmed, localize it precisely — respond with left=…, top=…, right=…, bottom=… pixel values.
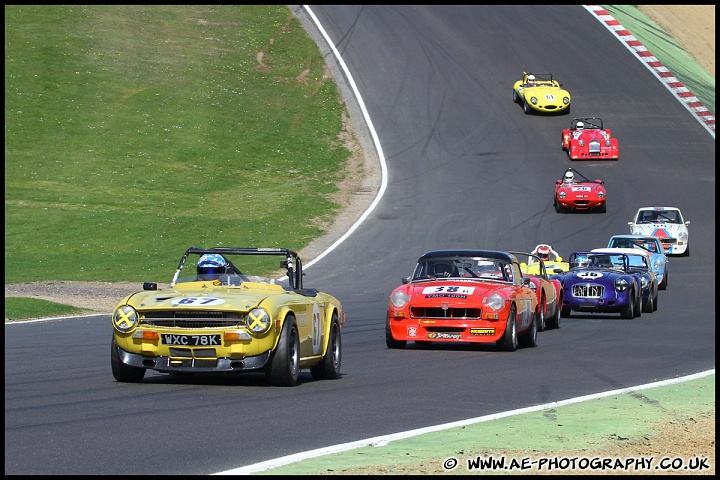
left=266, top=315, right=300, bottom=386
left=633, top=289, right=642, bottom=318
left=642, top=293, right=654, bottom=313
left=554, top=197, right=564, bottom=214
left=523, top=100, right=530, bottom=114
left=310, top=314, right=341, bottom=380
left=620, top=292, right=634, bottom=319
left=546, top=298, right=562, bottom=330
left=519, top=309, right=538, bottom=348
left=385, top=316, right=406, bottom=349
left=512, top=89, right=519, bottom=103
left=683, top=245, right=690, bottom=257
left=652, top=291, right=659, bottom=312
left=659, top=269, right=668, bottom=290
left=498, top=305, right=518, bottom=352
left=560, top=305, right=571, bottom=318
left=111, top=338, right=146, bottom=383
left=597, top=202, right=607, bottom=213
left=537, top=295, right=546, bottom=332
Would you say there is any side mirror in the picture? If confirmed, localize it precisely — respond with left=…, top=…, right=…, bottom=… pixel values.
left=143, top=282, right=157, bottom=291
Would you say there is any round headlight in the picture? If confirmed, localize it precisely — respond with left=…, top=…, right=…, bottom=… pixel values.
left=678, top=231, right=688, bottom=241
left=484, top=293, right=505, bottom=311
left=563, top=97, right=570, bottom=105
left=247, top=308, right=271, bottom=334
left=615, top=278, right=629, bottom=292
left=113, top=305, right=138, bottom=333
left=390, top=290, right=410, bottom=309
left=530, top=96, right=538, bottom=105
left=641, top=276, right=649, bottom=289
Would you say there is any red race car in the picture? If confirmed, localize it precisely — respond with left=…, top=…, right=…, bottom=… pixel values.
left=554, top=168, right=606, bottom=213
left=386, top=250, right=540, bottom=351
left=561, top=117, right=619, bottom=160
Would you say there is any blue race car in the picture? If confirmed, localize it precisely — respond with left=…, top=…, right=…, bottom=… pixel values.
left=592, top=248, right=659, bottom=314
left=554, top=251, right=643, bottom=319
left=606, top=234, right=668, bottom=290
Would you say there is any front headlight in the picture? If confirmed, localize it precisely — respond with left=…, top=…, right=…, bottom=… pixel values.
left=652, top=258, right=663, bottom=270
left=247, top=308, right=271, bottom=334
left=559, top=191, right=566, bottom=199
left=597, top=191, right=605, bottom=198
left=390, top=290, right=410, bottom=309
left=678, top=230, right=688, bottom=241
left=641, top=276, right=649, bottom=289
left=484, top=293, right=505, bottom=311
left=530, top=96, right=538, bottom=105
left=563, top=97, right=570, bottom=105
left=605, top=139, right=611, bottom=147
left=615, top=278, right=629, bottom=292
left=578, top=140, right=585, bottom=146
left=113, top=306, right=138, bottom=333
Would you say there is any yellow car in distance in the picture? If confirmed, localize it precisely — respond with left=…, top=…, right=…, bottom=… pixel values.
left=111, top=247, right=345, bottom=387
left=520, top=257, right=570, bottom=276
left=513, top=71, right=571, bottom=114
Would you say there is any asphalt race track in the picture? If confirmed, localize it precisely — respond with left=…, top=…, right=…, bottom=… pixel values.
left=4, top=6, right=714, bottom=475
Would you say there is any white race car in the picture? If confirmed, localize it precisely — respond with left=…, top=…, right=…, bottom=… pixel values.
left=628, top=207, right=689, bottom=256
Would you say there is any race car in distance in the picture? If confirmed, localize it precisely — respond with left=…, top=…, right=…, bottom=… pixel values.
left=607, top=234, right=668, bottom=290
left=592, top=248, right=659, bottom=313
left=628, top=206, right=690, bottom=256
left=512, top=71, right=571, bottom=114
left=554, top=167, right=606, bottom=213
left=111, top=247, right=345, bottom=387
left=510, top=251, right=562, bottom=331
left=555, top=251, right=643, bottom=319
left=386, top=250, right=539, bottom=351
left=561, top=117, right=619, bottom=160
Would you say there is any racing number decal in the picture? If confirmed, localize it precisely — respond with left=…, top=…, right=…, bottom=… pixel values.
left=311, top=303, right=322, bottom=355
left=576, top=271, right=604, bottom=279
left=170, top=297, right=225, bottom=307
left=421, top=286, right=475, bottom=295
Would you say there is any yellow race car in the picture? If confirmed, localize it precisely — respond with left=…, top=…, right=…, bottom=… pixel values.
left=111, top=247, right=345, bottom=386
left=513, top=71, right=571, bottom=114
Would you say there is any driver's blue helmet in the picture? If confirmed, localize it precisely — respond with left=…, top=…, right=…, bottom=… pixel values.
left=197, top=254, right=228, bottom=277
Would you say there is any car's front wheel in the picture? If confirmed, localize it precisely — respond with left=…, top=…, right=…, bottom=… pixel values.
left=310, top=314, right=342, bottom=380
left=111, top=338, right=146, bottom=383
left=659, top=269, right=668, bottom=290
left=498, top=305, right=518, bottom=352
left=385, top=316, right=406, bottom=349
left=512, top=89, right=519, bottom=103
left=266, top=315, right=300, bottom=386
left=523, top=100, right=531, bottom=114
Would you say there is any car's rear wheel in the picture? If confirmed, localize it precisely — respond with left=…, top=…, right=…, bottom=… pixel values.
left=310, top=313, right=342, bottom=380
left=519, top=309, right=538, bottom=348
left=546, top=298, right=561, bottom=329
left=498, top=305, right=518, bottom=352
left=537, top=295, right=546, bottom=332
left=111, top=338, right=146, bottom=383
left=385, top=316, right=406, bottom=349
left=266, top=315, right=300, bottom=386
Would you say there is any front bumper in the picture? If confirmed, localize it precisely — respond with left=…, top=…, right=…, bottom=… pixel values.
left=115, top=345, right=271, bottom=374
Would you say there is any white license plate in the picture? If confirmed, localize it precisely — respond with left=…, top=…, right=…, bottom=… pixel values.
left=161, top=334, right=221, bottom=346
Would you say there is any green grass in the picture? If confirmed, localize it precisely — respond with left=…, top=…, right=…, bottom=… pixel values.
left=4, top=297, right=94, bottom=321
left=5, top=5, right=351, bottom=284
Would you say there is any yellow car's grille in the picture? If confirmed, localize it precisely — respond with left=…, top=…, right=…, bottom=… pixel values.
left=139, top=309, right=245, bottom=328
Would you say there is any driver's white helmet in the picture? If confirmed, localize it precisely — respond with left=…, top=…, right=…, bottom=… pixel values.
left=563, top=171, right=574, bottom=183
left=576, top=121, right=584, bottom=130
left=527, top=74, right=535, bottom=84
